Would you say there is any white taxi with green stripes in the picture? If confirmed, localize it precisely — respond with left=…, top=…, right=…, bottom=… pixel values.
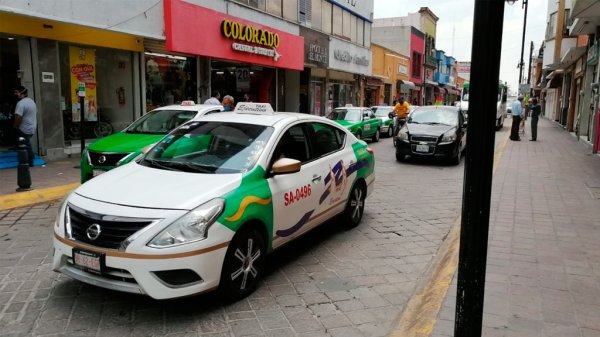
left=52, top=103, right=376, bottom=299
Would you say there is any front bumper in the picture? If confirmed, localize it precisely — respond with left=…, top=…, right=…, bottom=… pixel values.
left=395, top=138, right=459, bottom=159
left=52, top=194, right=233, bottom=299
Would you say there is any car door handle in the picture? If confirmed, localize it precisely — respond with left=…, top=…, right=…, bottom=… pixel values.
left=312, top=175, right=321, bottom=183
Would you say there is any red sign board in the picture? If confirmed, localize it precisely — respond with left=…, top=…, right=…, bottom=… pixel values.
left=165, top=0, right=304, bottom=70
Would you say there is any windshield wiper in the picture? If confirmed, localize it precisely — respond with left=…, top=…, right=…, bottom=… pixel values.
left=425, top=122, right=451, bottom=126
left=144, top=159, right=182, bottom=171
left=180, top=162, right=216, bottom=173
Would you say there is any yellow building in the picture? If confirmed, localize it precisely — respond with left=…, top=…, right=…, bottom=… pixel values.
left=369, top=43, right=410, bottom=106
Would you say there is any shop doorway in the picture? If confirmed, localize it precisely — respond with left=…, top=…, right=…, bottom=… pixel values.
left=0, top=36, right=21, bottom=148
left=210, top=60, right=276, bottom=107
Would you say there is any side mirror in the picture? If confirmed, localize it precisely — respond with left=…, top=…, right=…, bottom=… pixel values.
left=272, top=158, right=301, bottom=175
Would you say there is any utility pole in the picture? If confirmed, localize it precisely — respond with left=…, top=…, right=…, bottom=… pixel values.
left=518, top=0, right=529, bottom=85
left=527, top=41, right=534, bottom=85
left=454, top=0, right=505, bottom=335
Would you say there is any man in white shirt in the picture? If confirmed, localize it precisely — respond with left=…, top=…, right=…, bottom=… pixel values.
left=510, top=95, right=524, bottom=141
left=204, top=91, right=221, bottom=105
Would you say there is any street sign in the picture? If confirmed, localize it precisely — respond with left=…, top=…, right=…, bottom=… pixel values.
left=519, top=83, right=530, bottom=95
left=78, top=82, right=86, bottom=97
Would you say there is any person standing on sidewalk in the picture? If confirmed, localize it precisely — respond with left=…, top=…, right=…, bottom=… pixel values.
left=529, top=97, right=541, bottom=141
left=510, top=95, right=524, bottom=141
left=13, top=85, right=37, bottom=166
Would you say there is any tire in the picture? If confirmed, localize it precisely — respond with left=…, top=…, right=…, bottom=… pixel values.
left=372, top=128, right=380, bottom=142
left=94, top=122, right=113, bottom=138
left=340, top=182, right=366, bottom=229
left=356, top=130, right=362, bottom=140
left=451, top=148, right=461, bottom=165
left=396, top=151, right=406, bottom=162
left=219, top=227, right=266, bottom=300
left=387, top=126, right=393, bottom=138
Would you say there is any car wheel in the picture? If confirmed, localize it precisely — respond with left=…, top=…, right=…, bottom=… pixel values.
left=219, top=227, right=266, bottom=300
left=372, top=128, right=380, bottom=142
left=356, top=130, right=362, bottom=140
left=340, top=182, right=366, bottom=229
left=387, top=126, right=393, bottom=137
left=451, top=148, right=461, bottom=165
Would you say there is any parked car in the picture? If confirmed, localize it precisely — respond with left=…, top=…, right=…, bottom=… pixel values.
left=53, top=103, right=376, bottom=300
left=394, top=105, right=467, bottom=165
left=80, top=102, right=223, bottom=183
left=327, top=106, right=382, bottom=142
left=371, top=106, right=395, bottom=137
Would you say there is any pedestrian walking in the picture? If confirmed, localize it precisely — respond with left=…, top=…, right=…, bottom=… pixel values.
left=204, top=90, right=221, bottom=105
left=510, top=95, right=524, bottom=141
left=222, top=95, right=235, bottom=111
left=529, top=97, right=541, bottom=141
left=12, top=85, right=37, bottom=166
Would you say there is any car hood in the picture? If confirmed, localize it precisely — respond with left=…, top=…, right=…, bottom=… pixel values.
left=88, top=132, right=164, bottom=153
left=334, top=120, right=360, bottom=128
left=407, top=123, right=456, bottom=136
left=75, top=162, right=243, bottom=210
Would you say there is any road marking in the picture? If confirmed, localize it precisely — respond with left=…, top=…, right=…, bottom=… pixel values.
left=388, top=132, right=510, bottom=337
left=0, top=183, right=80, bottom=210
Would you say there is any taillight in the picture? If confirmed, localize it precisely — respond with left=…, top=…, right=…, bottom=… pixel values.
left=366, top=147, right=374, bottom=155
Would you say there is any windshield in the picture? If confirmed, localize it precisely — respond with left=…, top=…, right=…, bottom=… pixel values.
left=408, top=108, right=458, bottom=126
left=141, top=121, right=273, bottom=174
left=125, top=109, right=198, bottom=134
left=328, top=108, right=361, bottom=122
left=461, top=88, right=469, bottom=102
left=372, top=107, right=393, bottom=117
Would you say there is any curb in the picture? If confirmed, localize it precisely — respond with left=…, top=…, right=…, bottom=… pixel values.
left=387, top=132, right=510, bottom=337
left=0, top=183, right=80, bottom=210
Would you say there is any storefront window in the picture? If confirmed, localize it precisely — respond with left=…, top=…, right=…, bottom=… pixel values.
left=59, top=44, right=135, bottom=141
left=310, top=79, right=324, bottom=115
left=210, top=60, right=276, bottom=107
left=331, top=82, right=354, bottom=109
left=145, top=53, right=197, bottom=112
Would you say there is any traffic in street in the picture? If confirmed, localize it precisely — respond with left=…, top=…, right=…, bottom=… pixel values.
left=0, top=119, right=510, bottom=336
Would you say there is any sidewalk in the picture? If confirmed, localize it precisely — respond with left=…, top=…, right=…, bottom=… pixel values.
left=0, top=155, right=81, bottom=209
left=430, top=117, right=600, bottom=336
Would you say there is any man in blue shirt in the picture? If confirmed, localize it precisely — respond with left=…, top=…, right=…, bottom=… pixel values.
left=510, top=95, right=524, bottom=141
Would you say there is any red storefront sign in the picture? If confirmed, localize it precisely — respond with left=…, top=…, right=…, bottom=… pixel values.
left=164, top=0, right=304, bottom=70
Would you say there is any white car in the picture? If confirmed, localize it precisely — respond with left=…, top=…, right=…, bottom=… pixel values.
left=53, top=103, right=376, bottom=300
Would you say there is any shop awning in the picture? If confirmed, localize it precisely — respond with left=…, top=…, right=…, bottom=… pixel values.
left=398, top=80, right=416, bottom=90
left=448, top=89, right=460, bottom=95
left=424, top=80, right=438, bottom=86
left=367, top=77, right=384, bottom=87
left=438, top=87, right=448, bottom=94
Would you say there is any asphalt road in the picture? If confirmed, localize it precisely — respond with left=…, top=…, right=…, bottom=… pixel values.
left=0, top=126, right=510, bottom=337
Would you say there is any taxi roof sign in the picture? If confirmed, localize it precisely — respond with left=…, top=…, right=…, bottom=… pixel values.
left=234, top=102, right=275, bottom=115
left=181, top=100, right=196, bottom=106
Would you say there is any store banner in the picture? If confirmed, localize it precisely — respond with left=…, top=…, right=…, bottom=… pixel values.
left=300, top=27, right=329, bottom=68
left=164, top=0, right=304, bottom=71
left=69, top=46, right=97, bottom=122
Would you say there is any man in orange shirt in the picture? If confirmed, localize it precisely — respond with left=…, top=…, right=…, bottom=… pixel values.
left=391, top=97, right=410, bottom=135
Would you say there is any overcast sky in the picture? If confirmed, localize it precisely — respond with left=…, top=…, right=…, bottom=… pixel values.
left=374, top=0, right=548, bottom=93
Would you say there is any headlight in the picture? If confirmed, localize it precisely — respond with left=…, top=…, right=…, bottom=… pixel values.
left=55, top=192, right=73, bottom=229
left=397, top=128, right=409, bottom=142
left=147, top=198, right=225, bottom=248
left=440, top=129, right=457, bottom=144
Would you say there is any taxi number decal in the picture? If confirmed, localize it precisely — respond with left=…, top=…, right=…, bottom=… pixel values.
left=284, top=185, right=312, bottom=206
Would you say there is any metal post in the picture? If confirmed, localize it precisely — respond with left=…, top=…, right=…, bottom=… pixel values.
left=518, top=0, right=529, bottom=85
left=79, top=95, right=85, bottom=154
left=454, top=0, right=506, bottom=335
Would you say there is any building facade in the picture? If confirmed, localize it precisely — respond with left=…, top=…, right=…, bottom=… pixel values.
left=370, top=43, right=410, bottom=106
left=0, top=0, right=373, bottom=159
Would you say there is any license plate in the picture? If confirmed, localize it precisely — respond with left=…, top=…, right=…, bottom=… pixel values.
left=416, top=144, right=429, bottom=153
left=73, top=249, right=103, bottom=272
left=93, top=170, right=105, bottom=177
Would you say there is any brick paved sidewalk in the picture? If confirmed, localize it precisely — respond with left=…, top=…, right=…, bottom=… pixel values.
left=0, top=156, right=81, bottom=196
left=431, top=117, right=600, bottom=336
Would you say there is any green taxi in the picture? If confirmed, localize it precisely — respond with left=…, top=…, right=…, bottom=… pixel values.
left=327, top=106, right=381, bottom=142
left=371, top=105, right=395, bottom=137
left=80, top=102, right=222, bottom=183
